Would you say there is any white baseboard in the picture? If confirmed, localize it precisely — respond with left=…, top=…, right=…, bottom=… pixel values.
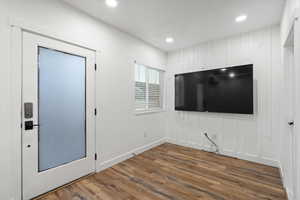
left=279, top=163, right=293, bottom=200
left=231, top=152, right=279, bottom=167
left=96, top=138, right=167, bottom=172
left=166, top=138, right=279, bottom=167
left=286, top=189, right=294, bottom=200
left=96, top=137, right=280, bottom=178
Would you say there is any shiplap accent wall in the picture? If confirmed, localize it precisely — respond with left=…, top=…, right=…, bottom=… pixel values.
left=165, top=25, right=282, bottom=167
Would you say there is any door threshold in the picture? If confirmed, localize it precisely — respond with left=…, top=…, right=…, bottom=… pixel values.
left=32, top=172, right=96, bottom=200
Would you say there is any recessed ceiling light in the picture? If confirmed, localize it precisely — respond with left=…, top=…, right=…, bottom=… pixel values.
left=221, top=68, right=227, bottom=71
left=235, top=15, right=247, bottom=23
left=166, top=37, right=174, bottom=43
left=229, top=73, right=235, bottom=78
left=106, top=0, right=118, bottom=8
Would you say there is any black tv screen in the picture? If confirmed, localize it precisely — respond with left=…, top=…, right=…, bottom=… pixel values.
left=175, top=64, right=253, bottom=114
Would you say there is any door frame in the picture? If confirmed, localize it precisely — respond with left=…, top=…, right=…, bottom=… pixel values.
left=294, top=11, right=300, bottom=200
left=282, top=9, right=300, bottom=200
left=283, top=25, right=297, bottom=199
left=10, top=19, right=100, bottom=200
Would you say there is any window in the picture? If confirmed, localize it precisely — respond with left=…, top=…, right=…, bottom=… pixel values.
left=135, top=64, right=164, bottom=112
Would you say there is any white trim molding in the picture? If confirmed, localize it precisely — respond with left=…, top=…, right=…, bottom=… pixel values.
left=97, top=137, right=280, bottom=174
left=9, top=18, right=100, bottom=52
left=166, top=138, right=280, bottom=167
left=10, top=25, right=23, bottom=200
left=96, top=138, right=167, bottom=172
left=283, top=8, right=299, bottom=46
left=279, top=163, right=293, bottom=200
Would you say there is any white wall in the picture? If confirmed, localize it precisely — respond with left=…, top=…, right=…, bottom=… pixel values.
left=166, top=25, right=282, bottom=167
left=0, top=15, right=13, bottom=200
left=0, top=0, right=167, bottom=199
left=280, top=1, right=300, bottom=199
left=281, top=0, right=300, bottom=45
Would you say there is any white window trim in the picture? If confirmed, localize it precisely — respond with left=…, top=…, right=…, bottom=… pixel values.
left=134, top=62, right=165, bottom=115
left=135, top=108, right=166, bottom=115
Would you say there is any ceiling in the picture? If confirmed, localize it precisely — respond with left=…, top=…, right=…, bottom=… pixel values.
left=62, top=0, right=285, bottom=52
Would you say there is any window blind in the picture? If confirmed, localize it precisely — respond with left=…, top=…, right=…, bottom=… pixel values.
left=135, top=64, right=163, bottom=111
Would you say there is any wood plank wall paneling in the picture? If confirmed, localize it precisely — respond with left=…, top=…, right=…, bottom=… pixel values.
left=165, top=25, right=283, bottom=167
left=35, top=143, right=287, bottom=200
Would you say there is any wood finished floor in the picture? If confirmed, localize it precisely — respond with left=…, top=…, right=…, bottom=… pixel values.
left=35, top=143, right=287, bottom=200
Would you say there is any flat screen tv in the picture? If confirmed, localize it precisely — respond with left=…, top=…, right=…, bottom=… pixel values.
left=175, top=64, right=253, bottom=114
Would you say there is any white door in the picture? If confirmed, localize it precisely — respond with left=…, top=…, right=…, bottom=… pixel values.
left=284, top=27, right=297, bottom=197
left=22, top=31, right=96, bottom=200
left=287, top=44, right=296, bottom=193
left=293, top=18, right=300, bottom=199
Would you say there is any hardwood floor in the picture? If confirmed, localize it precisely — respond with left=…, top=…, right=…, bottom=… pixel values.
left=35, top=143, right=287, bottom=200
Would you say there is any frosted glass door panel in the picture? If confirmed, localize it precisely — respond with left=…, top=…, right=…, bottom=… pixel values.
left=38, top=47, right=86, bottom=172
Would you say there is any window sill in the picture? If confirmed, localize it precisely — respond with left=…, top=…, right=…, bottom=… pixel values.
left=135, top=109, right=165, bottom=116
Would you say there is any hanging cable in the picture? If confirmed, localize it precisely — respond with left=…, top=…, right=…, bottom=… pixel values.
left=204, top=133, right=219, bottom=154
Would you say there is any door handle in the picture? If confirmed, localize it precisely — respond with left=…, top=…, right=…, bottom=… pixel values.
left=24, top=121, right=39, bottom=130
left=288, top=121, right=294, bottom=126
